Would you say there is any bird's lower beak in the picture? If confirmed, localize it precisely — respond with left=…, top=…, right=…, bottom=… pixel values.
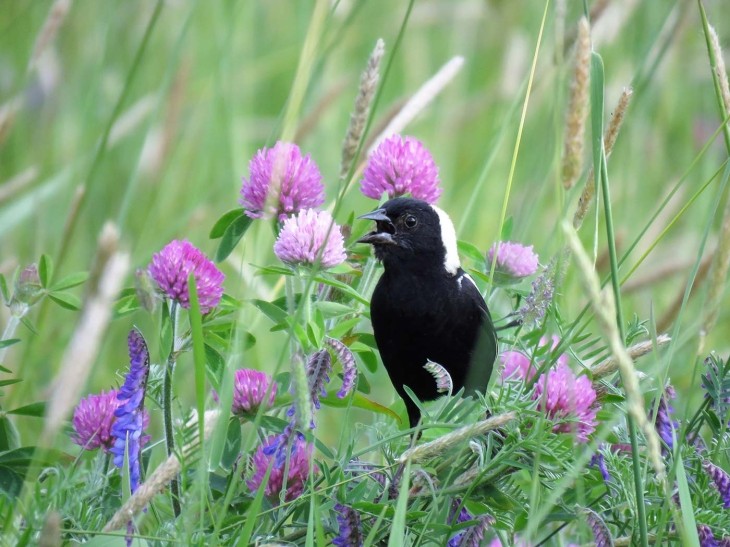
left=357, top=231, right=396, bottom=245
left=357, top=207, right=396, bottom=245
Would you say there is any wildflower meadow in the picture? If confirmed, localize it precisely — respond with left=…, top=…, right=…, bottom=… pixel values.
left=3, top=1, right=730, bottom=545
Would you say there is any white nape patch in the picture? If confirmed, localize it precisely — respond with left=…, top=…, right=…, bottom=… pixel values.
left=430, top=204, right=460, bottom=276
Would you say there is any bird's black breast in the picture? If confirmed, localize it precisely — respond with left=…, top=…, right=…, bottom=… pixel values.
left=370, top=267, right=497, bottom=406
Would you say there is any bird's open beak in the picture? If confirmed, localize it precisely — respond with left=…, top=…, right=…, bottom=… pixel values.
left=357, top=208, right=396, bottom=245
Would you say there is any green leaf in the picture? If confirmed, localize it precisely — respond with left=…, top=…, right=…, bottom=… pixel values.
left=314, top=275, right=368, bottom=305
left=676, top=457, right=699, bottom=546
left=215, top=212, right=253, bottom=262
left=388, top=459, right=411, bottom=546
left=48, top=292, right=81, bottom=310
left=0, top=379, right=22, bottom=387
left=251, top=299, right=288, bottom=324
left=253, top=264, right=294, bottom=277
left=0, top=338, right=20, bottom=349
left=313, top=301, right=355, bottom=318
left=38, top=254, right=53, bottom=288
left=221, top=418, right=242, bottom=469
left=457, top=240, right=485, bottom=265
left=49, top=271, right=89, bottom=292
left=0, top=274, right=9, bottom=304
left=328, top=317, right=361, bottom=339
left=210, top=208, right=244, bottom=239
left=0, top=465, right=23, bottom=498
left=0, top=418, right=20, bottom=451
left=7, top=402, right=45, bottom=418
left=321, top=392, right=399, bottom=422
left=114, top=293, right=140, bottom=317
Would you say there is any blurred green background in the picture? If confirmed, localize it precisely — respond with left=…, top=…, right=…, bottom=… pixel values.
left=1, top=0, right=729, bottom=442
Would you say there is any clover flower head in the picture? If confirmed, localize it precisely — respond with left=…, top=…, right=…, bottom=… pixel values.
left=500, top=350, right=536, bottom=382
left=361, top=135, right=441, bottom=203
left=274, top=209, right=346, bottom=269
left=703, top=460, right=730, bottom=509
left=535, top=362, right=598, bottom=443
left=148, top=239, right=224, bottom=313
left=110, top=329, right=152, bottom=494
left=487, top=241, right=539, bottom=282
left=247, top=433, right=318, bottom=503
left=240, top=141, right=325, bottom=220
left=232, top=368, right=277, bottom=418
left=333, top=503, right=364, bottom=547
left=72, top=389, right=122, bottom=452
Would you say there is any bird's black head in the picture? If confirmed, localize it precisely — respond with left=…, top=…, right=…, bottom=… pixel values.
left=357, top=197, right=460, bottom=275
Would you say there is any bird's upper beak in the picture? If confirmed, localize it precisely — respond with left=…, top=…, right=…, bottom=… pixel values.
left=357, top=208, right=396, bottom=245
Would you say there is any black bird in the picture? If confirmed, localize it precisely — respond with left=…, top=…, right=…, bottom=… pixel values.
left=358, top=197, right=497, bottom=429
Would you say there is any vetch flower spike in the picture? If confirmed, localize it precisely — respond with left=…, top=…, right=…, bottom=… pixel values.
left=703, top=460, right=730, bottom=508
left=655, top=384, right=678, bottom=453
left=274, top=209, right=347, bottom=269
left=424, top=360, right=453, bottom=395
left=111, top=329, right=152, bottom=495
left=148, top=239, right=224, bottom=313
left=333, top=503, right=364, bottom=547
left=240, top=141, right=325, bottom=220
left=487, top=241, right=539, bottom=283
left=361, top=134, right=441, bottom=203
left=325, top=337, right=358, bottom=398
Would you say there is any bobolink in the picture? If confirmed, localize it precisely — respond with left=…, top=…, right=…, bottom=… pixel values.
left=358, top=197, right=497, bottom=428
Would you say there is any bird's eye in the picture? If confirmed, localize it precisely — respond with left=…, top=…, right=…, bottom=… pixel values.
left=404, top=215, right=418, bottom=229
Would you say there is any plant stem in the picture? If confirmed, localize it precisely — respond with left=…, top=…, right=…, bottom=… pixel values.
left=0, top=311, right=23, bottom=364
left=163, top=301, right=181, bottom=517
left=599, top=134, right=649, bottom=547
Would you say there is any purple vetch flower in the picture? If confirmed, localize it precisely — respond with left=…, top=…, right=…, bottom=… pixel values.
left=247, top=433, right=318, bottom=503
left=447, top=500, right=474, bottom=547
left=453, top=515, right=496, bottom=547
left=240, top=141, right=325, bottom=220
left=703, top=460, right=730, bottom=508
left=325, top=337, right=358, bottom=398
left=232, top=369, right=277, bottom=418
left=148, top=240, right=225, bottom=314
left=698, top=525, right=719, bottom=547
left=361, top=135, right=441, bottom=203
left=535, top=362, right=599, bottom=443
left=72, top=389, right=122, bottom=452
left=333, top=503, right=364, bottom=547
left=111, top=329, right=152, bottom=494
left=585, top=509, right=612, bottom=547
left=273, top=209, right=347, bottom=269
left=487, top=241, right=539, bottom=282
left=306, top=349, right=332, bottom=412
left=655, top=384, right=679, bottom=452
left=518, top=259, right=556, bottom=328
left=424, top=360, right=453, bottom=394
left=589, top=447, right=611, bottom=482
